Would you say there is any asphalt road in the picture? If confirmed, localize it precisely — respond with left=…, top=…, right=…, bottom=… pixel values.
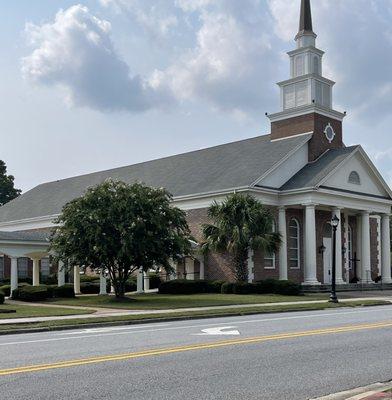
left=0, top=305, right=392, bottom=400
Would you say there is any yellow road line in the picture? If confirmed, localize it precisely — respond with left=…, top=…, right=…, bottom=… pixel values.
left=1, top=320, right=391, bottom=377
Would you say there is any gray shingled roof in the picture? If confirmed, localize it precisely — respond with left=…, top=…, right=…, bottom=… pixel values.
left=280, top=146, right=359, bottom=190
left=0, top=134, right=311, bottom=223
left=0, top=230, right=50, bottom=242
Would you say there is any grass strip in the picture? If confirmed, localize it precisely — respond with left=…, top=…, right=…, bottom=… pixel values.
left=0, top=300, right=387, bottom=334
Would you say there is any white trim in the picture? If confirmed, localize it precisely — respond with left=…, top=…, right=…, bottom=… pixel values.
left=277, top=73, right=335, bottom=88
left=270, top=131, right=313, bottom=142
left=268, top=104, right=346, bottom=123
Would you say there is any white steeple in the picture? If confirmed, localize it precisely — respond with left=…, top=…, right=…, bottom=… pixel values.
left=277, top=0, right=335, bottom=112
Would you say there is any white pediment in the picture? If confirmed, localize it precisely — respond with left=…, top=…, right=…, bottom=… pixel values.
left=321, top=149, right=391, bottom=199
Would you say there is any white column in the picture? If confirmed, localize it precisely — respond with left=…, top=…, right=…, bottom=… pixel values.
left=304, top=204, right=320, bottom=285
left=381, top=214, right=392, bottom=283
left=247, top=249, right=254, bottom=283
left=99, top=270, right=107, bottom=295
left=137, top=267, right=144, bottom=293
left=32, top=258, right=40, bottom=286
left=361, top=211, right=372, bottom=283
left=58, top=260, right=65, bottom=287
left=278, top=207, right=288, bottom=280
left=10, top=257, right=18, bottom=294
left=332, top=208, right=344, bottom=284
left=73, top=265, right=81, bottom=294
left=343, top=211, right=350, bottom=283
left=198, top=257, right=205, bottom=280
left=143, top=272, right=150, bottom=291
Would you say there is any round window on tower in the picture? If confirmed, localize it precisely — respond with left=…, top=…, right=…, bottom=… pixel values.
left=324, top=123, right=335, bottom=143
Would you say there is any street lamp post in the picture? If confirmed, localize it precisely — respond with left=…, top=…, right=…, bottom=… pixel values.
left=330, top=215, right=340, bottom=303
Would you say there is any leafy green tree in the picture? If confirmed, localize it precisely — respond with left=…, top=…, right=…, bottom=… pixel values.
left=0, top=160, right=21, bottom=205
left=202, top=193, right=281, bottom=283
left=50, top=180, right=192, bottom=298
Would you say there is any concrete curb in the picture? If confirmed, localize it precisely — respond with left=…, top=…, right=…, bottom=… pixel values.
left=310, top=381, right=392, bottom=399
left=0, top=302, right=388, bottom=336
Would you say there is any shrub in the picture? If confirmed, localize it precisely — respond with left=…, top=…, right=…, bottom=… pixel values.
left=41, top=275, right=58, bottom=285
left=148, top=273, right=162, bottom=289
left=14, top=285, right=51, bottom=302
left=0, top=285, right=10, bottom=297
left=125, top=277, right=137, bottom=292
left=80, top=274, right=100, bottom=283
left=53, top=284, right=75, bottom=298
left=80, top=282, right=100, bottom=294
left=0, top=291, right=4, bottom=304
left=206, top=280, right=226, bottom=293
left=273, top=280, right=301, bottom=296
left=221, top=282, right=236, bottom=294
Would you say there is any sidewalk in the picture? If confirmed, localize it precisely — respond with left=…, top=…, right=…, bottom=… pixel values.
left=1, top=295, right=391, bottom=325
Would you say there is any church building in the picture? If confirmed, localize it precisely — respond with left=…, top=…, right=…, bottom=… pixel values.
left=0, top=0, right=391, bottom=293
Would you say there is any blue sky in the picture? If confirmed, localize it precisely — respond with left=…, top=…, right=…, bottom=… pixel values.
left=1, top=0, right=392, bottom=192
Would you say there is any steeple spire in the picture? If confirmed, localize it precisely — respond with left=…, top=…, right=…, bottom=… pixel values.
left=295, top=0, right=316, bottom=46
left=299, top=0, right=313, bottom=34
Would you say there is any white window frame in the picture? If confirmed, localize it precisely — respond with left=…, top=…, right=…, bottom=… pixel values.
left=289, top=218, right=300, bottom=269
left=264, top=220, right=276, bottom=270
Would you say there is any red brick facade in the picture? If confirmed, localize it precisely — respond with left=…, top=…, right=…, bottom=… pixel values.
left=271, top=112, right=343, bottom=162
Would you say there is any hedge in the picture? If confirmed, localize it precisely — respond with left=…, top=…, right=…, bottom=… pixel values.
left=0, top=291, right=4, bottom=304
left=0, top=285, right=10, bottom=297
left=147, top=273, right=162, bottom=290
left=159, top=279, right=226, bottom=295
left=221, top=279, right=302, bottom=296
left=12, top=285, right=51, bottom=302
left=80, top=275, right=100, bottom=283
left=52, top=284, right=75, bottom=298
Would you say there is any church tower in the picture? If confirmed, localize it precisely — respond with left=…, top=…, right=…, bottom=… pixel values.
left=269, top=0, right=345, bottom=162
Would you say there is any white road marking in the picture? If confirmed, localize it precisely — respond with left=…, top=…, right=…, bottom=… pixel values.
left=194, top=326, right=240, bottom=336
left=59, top=324, right=171, bottom=335
left=0, top=306, right=391, bottom=347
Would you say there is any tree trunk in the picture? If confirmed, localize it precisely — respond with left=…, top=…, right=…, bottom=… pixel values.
left=234, top=247, right=249, bottom=283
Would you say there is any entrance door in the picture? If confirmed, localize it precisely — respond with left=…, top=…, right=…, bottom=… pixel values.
left=323, top=237, right=332, bottom=284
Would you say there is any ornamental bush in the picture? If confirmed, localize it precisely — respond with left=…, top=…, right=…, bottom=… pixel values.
left=80, top=282, right=100, bottom=294
left=221, top=279, right=302, bottom=296
left=53, top=284, right=75, bottom=298
left=14, top=285, right=51, bottom=302
left=0, top=285, right=10, bottom=297
left=148, top=273, right=162, bottom=290
left=159, top=279, right=226, bottom=295
left=0, top=290, right=4, bottom=304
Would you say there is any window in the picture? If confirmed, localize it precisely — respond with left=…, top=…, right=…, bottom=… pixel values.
left=264, top=220, right=276, bottom=269
left=17, top=258, right=28, bottom=279
left=348, top=171, right=361, bottom=185
left=0, top=257, right=3, bottom=280
left=289, top=219, right=300, bottom=269
left=41, top=258, right=50, bottom=277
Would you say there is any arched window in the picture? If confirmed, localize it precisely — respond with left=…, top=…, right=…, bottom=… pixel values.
left=348, top=171, right=361, bottom=185
left=289, top=218, right=300, bottom=269
left=264, top=220, right=276, bottom=269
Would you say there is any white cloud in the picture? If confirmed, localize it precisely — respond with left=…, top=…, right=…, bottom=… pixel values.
left=22, top=5, right=173, bottom=112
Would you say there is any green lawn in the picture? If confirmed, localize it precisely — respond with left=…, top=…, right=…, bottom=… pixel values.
left=48, top=293, right=328, bottom=310
left=0, top=303, right=94, bottom=319
left=0, top=300, right=387, bottom=332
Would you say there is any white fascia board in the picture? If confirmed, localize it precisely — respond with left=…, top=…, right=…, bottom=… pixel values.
left=0, top=215, right=59, bottom=232
left=270, top=131, right=313, bottom=143
left=0, top=240, right=49, bottom=247
left=279, top=190, right=391, bottom=214
left=250, top=136, right=311, bottom=187
left=287, top=46, right=324, bottom=57
left=268, top=105, right=346, bottom=123
left=277, top=74, right=335, bottom=88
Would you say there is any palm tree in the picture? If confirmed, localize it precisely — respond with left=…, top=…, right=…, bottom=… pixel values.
left=202, top=193, right=281, bottom=283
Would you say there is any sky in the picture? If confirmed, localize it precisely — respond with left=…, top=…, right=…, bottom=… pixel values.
left=1, top=0, right=392, bottom=192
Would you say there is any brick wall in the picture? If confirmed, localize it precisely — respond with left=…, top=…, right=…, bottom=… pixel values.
left=270, top=112, right=343, bottom=162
